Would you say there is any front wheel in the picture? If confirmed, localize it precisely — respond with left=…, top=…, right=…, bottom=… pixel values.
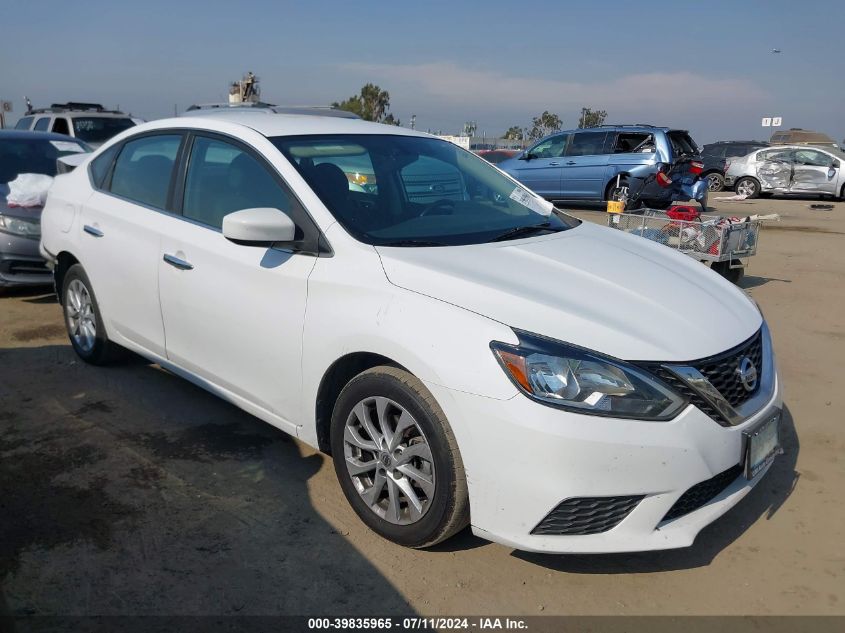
left=711, top=260, right=745, bottom=284
left=735, top=177, right=760, bottom=199
left=330, top=366, right=469, bottom=548
left=62, top=264, right=120, bottom=364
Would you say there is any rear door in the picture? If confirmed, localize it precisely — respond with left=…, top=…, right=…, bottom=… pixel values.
left=755, top=148, right=794, bottom=192
left=560, top=130, right=609, bottom=199
left=78, top=132, right=184, bottom=356
left=509, top=133, right=568, bottom=197
left=789, top=149, right=839, bottom=195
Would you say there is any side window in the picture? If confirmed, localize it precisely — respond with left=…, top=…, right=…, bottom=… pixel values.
left=51, top=118, right=70, bottom=136
left=34, top=117, right=51, bottom=131
left=566, top=131, right=608, bottom=157
left=400, top=155, right=466, bottom=204
left=109, top=134, right=181, bottom=209
left=725, top=145, right=750, bottom=158
left=15, top=116, right=33, bottom=130
left=89, top=144, right=121, bottom=189
left=613, top=132, right=652, bottom=153
left=529, top=134, right=569, bottom=158
left=182, top=136, right=294, bottom=230
left=794, top=150, right=833, bottom=167
left=758, top=149, right=793, bottom=163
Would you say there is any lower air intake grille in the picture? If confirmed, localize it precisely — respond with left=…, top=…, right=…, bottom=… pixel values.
left=662, top=464, right=743, bottom=522
left=531, top=495, right=643, bottom=536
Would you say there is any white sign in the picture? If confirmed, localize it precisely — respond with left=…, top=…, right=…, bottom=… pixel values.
left=761, top=117, right=772, bottom=127
left=772, top=117, right=782, bottom=127
left=436, top=135, right=470, bottom=150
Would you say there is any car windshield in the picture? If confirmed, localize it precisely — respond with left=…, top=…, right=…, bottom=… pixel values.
left=0, top=137, right=90, bottom=184
left=272, top=134, right=579, bottom=246
left=72, top=117, right=135, bottom=143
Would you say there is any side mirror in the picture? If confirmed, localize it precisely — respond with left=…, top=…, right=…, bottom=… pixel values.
left=222, top=207, right=296, bottom=245
left=518, top=151, right=532, bottom=161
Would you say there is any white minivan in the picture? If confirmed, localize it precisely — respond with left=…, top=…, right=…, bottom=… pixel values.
left=39, top=112, right=782, bottom=553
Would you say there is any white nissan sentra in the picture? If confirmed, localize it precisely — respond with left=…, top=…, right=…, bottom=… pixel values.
left=39, top=112, right=782, bottom=553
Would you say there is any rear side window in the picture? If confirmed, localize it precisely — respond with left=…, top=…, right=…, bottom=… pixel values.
left=566, top=131, right=607, bottom=156
left=725, top=145, right=751, bottom=158
left=613, top=133, right=652, bottom=153
left=182, top=136, right=294, bottom=230
left=109, top=135, right=181, bottom=209
left=668, top=131, right=699, bottom=157
left=34, top=117, right=51, bottom=131
left=52, top=118, right=70, bottom=136
left=89, top=144, right=121, bottom=189
left=703, top=145, right=726, bottom=158
left=15, top=116, right=33, bottom=130
left=72, top=117, right=136, bottom=144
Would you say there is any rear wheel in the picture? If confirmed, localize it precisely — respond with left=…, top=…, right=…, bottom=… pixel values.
left=705, top=172, right=725, bottom=192
left=605, top=178, right=629, bottom=202
left=330, top=366, right=469, bottom=548
left=62, top=264, right=121, bottom=364
left=735, top=177, right=760, bottom=199
left=711, top=261, right=744, bottom=284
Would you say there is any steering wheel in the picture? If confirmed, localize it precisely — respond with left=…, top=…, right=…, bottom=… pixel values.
left=419, top=199, right=456, bottom=217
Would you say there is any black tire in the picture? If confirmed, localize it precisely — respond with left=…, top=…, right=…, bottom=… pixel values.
left=705, top=172, right=725, bottom=192
left=640, top=199, right=672, bottom=210
left=734, top=177, right=760, bottom=199
left=711, top=261, right=744, bottom=284
left=61, top=264, right=121, bottom=364
left=330, top=366, right=469, bottom=548
left=605, top=177, right=629, bottom=202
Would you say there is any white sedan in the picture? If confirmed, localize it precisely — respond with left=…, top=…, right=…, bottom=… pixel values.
left=39, top=112, right=782, bottom=553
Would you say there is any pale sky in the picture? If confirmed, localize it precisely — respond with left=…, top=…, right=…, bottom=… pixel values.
left=2, top=0, right=843, bottom=144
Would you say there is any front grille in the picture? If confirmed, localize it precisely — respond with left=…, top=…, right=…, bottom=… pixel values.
left=695, top=332, right=763, bottom=407
left=7, top=260, right=50, bottom=275
left=662, top=464, right=743, bottom=522
left=532, top=495, right=643, bottom=536
left=640, top=329, right=764, bottom=425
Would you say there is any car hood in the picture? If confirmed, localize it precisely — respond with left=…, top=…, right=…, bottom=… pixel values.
left=376, top=221, right=761, bottom=362
left=0, top=184, right=43, bottom=220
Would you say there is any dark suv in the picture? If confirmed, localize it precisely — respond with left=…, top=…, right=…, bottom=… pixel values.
left=701, top=140, right=769, bottom=192
left=498, top=125, right=700, bottom=205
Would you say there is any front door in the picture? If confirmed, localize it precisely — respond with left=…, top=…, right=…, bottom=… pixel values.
left=789, top=148, right=839, bottom=195
left=158, top=134, right=316, bottom=429
left=510, top=133, right=569, bottom=198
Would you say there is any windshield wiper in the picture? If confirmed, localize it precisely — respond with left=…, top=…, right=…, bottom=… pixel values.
left=489, top=222, right=557, bottom=243
left=380, top=239, right=448, bottom=247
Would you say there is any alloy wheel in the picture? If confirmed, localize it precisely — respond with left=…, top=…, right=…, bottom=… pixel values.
left=65, top=278, right=97, bottom=353
left=706, top=173, right=724, bottom=192
left=737, top=179, right=757, bottom=197
left=343, top=396, right=436, bottom=525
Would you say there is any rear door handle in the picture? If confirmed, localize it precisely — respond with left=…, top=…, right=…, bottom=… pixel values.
left=83, top=224, right=104, bottom=237
left=163, top=253, right=194, bottom=270
left=566, top=161, right=577, bottom=165
left=548, top=161, right=560, bottom=166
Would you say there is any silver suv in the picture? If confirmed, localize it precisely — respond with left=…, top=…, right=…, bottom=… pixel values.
left=15, top=102, right=136, bottom=148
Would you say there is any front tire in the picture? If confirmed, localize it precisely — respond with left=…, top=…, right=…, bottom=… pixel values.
left=330, top=366, right=469, bottom=548
left=61, top=264, right=120, bottom=364
left=735, top=177, right=760, bottom=199
left=711, top=261, right=744, bottom=284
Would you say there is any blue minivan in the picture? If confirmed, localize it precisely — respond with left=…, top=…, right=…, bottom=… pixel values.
left=498, top=125, right=700, bottom=205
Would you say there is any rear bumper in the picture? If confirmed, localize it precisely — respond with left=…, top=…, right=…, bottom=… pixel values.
left=426, top=367, right=782, bottom=554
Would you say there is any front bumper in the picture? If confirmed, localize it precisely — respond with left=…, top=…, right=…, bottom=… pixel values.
left=426, top=368, right=782, bottom=554
left=0, top=233, right=51, bottom=287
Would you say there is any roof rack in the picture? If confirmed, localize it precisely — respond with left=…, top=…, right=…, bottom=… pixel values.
left=27, top=102, right=125, bottom=115
left=593, top=124, right=657, bottom=129
left=182, top=103, right=361, bottom=120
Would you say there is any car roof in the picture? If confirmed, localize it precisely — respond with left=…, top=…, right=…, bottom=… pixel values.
left=705, top=140, right=768, bottom=145
left=0, top=129, right=86, bottom=142
left=141, top=112, right=428, bottom=139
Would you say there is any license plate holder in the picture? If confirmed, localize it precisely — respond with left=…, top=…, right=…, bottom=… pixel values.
left=743, top=410, right=782, bottom=480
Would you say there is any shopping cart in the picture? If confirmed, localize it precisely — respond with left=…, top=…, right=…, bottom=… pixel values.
left=607, top=209, right=762, bottom=283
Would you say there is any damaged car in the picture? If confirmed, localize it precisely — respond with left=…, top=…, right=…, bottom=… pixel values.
left=725, top=145, right=845, bottom=199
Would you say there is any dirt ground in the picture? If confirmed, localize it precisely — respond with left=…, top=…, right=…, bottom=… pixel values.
left=1, top=195, right=843, bottom=617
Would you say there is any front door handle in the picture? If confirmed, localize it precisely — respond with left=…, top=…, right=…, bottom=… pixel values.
left=163, top=253, right=194, bottom=270
left=83, top=224, right=104, bottom=237
left=548, top=161, right=560, bottom=166
left=566, top=161, right=577, bottom=165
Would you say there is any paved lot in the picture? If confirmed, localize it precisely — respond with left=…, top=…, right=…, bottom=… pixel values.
left=1, top=195, right=843, bottom=616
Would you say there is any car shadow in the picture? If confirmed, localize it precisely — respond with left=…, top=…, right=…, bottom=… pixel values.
left=739, top=275, right=792, bottom=289
left=0, top=344, right=413, bottom=617
left=512, top=404, right=799, bottom=573
left=0, top=286, right=55, bottom=304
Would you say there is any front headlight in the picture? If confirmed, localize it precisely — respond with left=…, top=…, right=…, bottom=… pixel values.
left=491, top=331, right=687, bottom=420
left=0, top=214, right=41, bottom=238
